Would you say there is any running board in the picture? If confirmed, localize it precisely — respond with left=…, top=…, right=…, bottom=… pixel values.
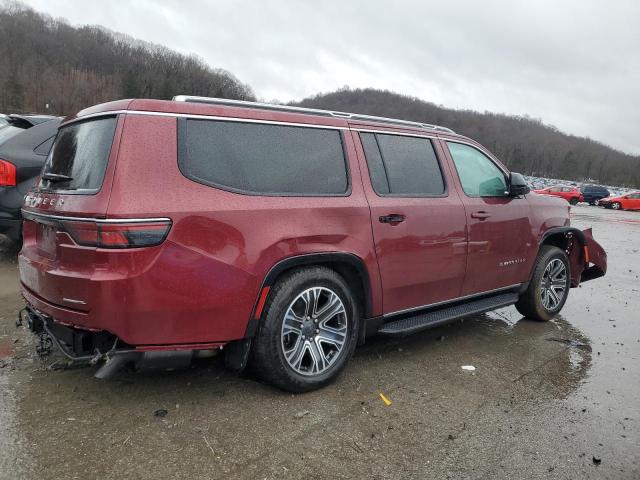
left=377, top=292, right=519, bottom=336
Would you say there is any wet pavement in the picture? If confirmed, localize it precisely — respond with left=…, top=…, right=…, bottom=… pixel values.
left=0, top=204, right=638, bottom=479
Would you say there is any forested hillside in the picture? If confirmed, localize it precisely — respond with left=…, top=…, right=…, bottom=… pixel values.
left=1, top=3, right=637, bottom=187
left=295, top=89, right=640, bottom=188
left=0, top=2, right=253, bottom=115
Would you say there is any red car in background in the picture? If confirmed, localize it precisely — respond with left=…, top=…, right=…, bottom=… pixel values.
left=599, top=192, right=640, bottom=210
left=534, top=185, right=584, bottom=205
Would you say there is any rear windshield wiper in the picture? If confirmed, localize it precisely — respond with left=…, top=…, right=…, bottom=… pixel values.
left=42, top=173, right=73, bottom=183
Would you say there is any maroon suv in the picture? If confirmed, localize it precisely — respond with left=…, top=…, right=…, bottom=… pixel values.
left=18, top=96, right=607, bottom=392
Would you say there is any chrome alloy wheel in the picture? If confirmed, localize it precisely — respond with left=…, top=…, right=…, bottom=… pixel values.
left=540, top=258, right=567, bottom=310
left=281, top=287, right=348, bottom=376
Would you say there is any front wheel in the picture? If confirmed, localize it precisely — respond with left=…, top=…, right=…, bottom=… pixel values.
left=612, top=202, right=622, bottom=210
left=569, top=197, right=579, bottom=205
left=516, top=246, right=570, bottom=321
left=250, top=267, right=359, bottom=392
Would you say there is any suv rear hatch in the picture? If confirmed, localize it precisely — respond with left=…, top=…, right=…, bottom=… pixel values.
left=19, top=115, right=122, bottom=313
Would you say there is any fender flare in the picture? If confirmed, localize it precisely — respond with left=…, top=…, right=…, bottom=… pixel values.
left=539, top=226, right=587, bottom=247
left=244, top=252, right=373, bottom=338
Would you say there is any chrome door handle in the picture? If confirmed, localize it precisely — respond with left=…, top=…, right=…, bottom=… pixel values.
left=379, top=214, right=406, bottom=224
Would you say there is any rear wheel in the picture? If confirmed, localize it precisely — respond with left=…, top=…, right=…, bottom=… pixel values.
left=612, top=202, right=622, bottom=210
left=569, top=197, right=579, bottom=205
left=251, top=267, right=359, bottom=392
left=516, top=246, right=570, bottom=321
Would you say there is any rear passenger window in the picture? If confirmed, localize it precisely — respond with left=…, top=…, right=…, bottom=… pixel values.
left=179, top=119, right=348, bottom=195
left=360, top=133, right=445, bottom=196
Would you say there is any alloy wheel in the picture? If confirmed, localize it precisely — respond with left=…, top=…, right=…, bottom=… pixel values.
left=281, top=287, right=348, bottom=376
left=539, top=258, right=567, bottom=311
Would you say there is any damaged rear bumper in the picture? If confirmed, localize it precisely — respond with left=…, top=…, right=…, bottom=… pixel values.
left=17, top=306, right=205, bottom=379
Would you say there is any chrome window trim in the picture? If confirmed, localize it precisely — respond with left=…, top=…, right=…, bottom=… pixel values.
left=21, top=209, right=171, bottom=224
left=383, top=284, right=522, bottom=318
left=62, top=111, right=466, bottom=139
left=351, top=127, right=438, bottom=140
left=63, top=110, right=349, bottom=131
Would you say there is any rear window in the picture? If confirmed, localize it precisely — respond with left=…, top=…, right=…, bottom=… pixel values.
left=39, top=116, right=117, bottom=193
left=178, top=119, right=349, bottom=196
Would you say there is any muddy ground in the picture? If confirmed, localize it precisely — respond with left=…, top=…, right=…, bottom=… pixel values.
left=0, top=205, right=638, bottom=479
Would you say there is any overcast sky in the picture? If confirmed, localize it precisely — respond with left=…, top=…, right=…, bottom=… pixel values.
left=22, top=0, right=640, bottom=155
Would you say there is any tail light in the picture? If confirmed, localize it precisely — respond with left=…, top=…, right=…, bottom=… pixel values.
left=0, top=159, right=17, bottom=186
left=61, top=219, right=172, bottom=248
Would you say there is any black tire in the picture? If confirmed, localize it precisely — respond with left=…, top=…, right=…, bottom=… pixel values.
left=612, top=202, right=622, bottom=210
left=250, top=266, right=359, bottom=392
left=516, top=246, right=570, bottom=321
left=569, top=197, right=579, bottom=205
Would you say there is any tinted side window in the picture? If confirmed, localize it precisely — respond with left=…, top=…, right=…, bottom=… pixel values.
left=447, top=142, right=507, bottom=197
left=359, top=133, right=389, bottom=194
left=179, top=119, right=348, bottom=195
left=360, top=132, right=445, bottom=196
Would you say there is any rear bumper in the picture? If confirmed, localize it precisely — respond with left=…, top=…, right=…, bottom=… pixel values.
left=19, top=306, right=208, bottom=379
left=18, top=234, right=253, bottom=346
left=19, top=305, right=120, bottom=360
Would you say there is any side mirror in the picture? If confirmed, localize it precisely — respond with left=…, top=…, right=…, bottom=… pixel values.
left=508, top=172, right=530, bottom=196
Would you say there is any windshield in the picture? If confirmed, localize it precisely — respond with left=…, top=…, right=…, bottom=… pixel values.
left=39, top=116, right=117, bottom=192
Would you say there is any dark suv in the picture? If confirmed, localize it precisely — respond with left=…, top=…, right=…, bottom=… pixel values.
left=0, top=115, right=61, bottom=242
left=581, top=185, right=610, bottom=205
left=18, top=97, right=607, bottom=392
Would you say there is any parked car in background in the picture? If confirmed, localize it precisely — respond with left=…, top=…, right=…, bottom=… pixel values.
left=0, top=114, right=9, bottom=127
left=580, top=185, right=610, bottom=205
left=599, top=192, right=640, bottom=211
left=18, top=97, right=606, bottom=392
left=533, top=185, right=583, bottom=205
left=0, top=115, right=61, bottom=242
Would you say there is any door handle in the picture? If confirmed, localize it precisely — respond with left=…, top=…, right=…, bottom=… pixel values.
left=379, top=214, right=406, bottom=224
left=470, top=211, right=491, bottom=220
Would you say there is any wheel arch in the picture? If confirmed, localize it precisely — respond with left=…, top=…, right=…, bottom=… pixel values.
left=533, top=227, right=587, bottom=287
left=244, top=252, right=373, bottom=340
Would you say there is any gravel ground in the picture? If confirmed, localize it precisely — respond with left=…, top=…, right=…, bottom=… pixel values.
left=0, top=204, right=638, bottom=479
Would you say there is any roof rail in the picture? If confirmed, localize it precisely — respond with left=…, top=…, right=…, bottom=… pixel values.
left=172, top=95, right=455, bottom=134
